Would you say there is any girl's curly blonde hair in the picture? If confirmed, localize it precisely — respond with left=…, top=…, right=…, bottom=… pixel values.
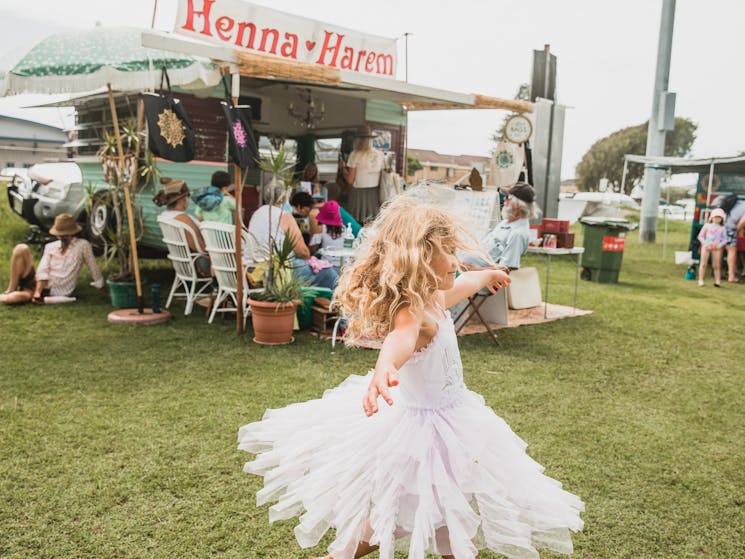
left=335, top=195, right=476, bottom=344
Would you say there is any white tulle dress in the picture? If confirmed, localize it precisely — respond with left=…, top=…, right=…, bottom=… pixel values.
left=238, top=308, right=584, bottom=559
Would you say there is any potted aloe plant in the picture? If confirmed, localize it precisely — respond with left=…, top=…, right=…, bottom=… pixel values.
left=247, top=147, right=307, bottom=344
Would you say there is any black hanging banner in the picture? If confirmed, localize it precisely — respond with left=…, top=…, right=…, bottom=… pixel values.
left=142, top=68, right=197, bottom=162
left=220, top=76, right=259, bottom=169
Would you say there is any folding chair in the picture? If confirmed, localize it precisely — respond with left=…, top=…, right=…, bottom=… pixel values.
left=157, top=214, right=213, bottom=315
left=452, top=288, right=508, bottom=347
left=200, top=221, right=262, bottom=325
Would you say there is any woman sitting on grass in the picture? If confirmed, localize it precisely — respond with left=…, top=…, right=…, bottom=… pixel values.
left=1, top=213, right=104, bottom=305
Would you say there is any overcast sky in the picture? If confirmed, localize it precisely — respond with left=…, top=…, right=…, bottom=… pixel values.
left=1, top=0, right=744, bottom=180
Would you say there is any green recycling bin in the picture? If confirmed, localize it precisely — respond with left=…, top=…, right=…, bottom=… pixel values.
left=579, top=217, right=637, bottom=283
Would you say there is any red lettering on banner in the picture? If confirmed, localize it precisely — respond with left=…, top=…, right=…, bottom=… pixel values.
left=215, top=16, right=234, bottom=41
left=377, top=54, right=394, bottom=76
left=354, top=50, right=367, bottom=71
left=281, top=34, right=299, bottom=58
left=316, top=31, right=344, bottom=67
left=259, top=28, right=280, bottom=54
left=235, top=22, right=257, bottom=49
left=340, top=47, right=354, bottom=69
left=182, top=0, right=215, bottom=36
left=179, top=1, right=394, bottom=75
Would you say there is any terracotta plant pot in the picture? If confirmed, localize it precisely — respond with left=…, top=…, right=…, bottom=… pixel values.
left=247, top=298, right=298, bottom=345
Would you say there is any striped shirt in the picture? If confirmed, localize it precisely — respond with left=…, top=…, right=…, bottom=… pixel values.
left=35, top=238, right=105, bottom=296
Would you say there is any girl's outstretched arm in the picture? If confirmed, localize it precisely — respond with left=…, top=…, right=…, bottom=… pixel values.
left=443, top=269, right=511, bottom=308
left=363, top=306, right=421, bottom=417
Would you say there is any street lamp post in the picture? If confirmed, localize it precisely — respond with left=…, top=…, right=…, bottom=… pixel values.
left=639, top=0, right=677, bottom=243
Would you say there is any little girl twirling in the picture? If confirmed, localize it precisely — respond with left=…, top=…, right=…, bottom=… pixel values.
left=238, top=196, right=584, bottom=559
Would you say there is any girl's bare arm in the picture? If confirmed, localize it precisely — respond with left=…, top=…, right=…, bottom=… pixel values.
left=363, top=307, right=421, bottom=416
left=442, top=269, right=511, bottom=308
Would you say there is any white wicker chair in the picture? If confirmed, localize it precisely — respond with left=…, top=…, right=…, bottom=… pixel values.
left=157, top=214, right=213, bottom=315
left=199, top=221, right=262, bottom=325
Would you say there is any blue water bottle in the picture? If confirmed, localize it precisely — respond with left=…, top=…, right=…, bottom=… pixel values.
left=151, top=282, right=162, bottom=314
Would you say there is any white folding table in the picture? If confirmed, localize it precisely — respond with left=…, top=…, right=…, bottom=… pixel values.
left=526, top=246, right=585, bottom=318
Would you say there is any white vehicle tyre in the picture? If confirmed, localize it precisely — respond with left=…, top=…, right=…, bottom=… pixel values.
left=87, top=192, right=115, bottom=247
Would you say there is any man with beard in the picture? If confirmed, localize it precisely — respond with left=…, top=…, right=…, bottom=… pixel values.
left=462, top=182, right=538, bottom=272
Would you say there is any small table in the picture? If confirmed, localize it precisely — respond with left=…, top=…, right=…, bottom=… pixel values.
left=526, top=246, right=585, bottom=318
left=321, top=247, right=357, bottom=269
left=320, top=247, right=357, bottom=352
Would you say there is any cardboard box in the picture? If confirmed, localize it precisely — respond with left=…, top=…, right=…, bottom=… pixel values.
left=556, top=232, right=575, bottom=249
left=541, top=218, right=570, bottom=234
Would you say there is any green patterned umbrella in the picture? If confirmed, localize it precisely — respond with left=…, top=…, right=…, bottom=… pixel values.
left=2, top=26, right=220, bottom=95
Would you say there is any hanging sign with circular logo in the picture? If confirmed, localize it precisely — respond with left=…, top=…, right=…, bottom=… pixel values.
left=504, top=114, right=533, bottom=144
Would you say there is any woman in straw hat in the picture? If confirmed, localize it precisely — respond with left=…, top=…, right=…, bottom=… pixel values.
left=340, top=125, right=387, bottom=223
left=1, top=213, right=104, bottom=305
left=153, top=178, right=210, bottom=276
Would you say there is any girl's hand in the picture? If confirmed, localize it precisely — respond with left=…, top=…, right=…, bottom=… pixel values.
left=363, top=366, right=399, bottom=416
left=485, top=269, right=511, bottom=294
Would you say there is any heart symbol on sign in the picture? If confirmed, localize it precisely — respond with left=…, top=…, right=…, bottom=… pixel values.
left=305, top=40, right=316, bottom=51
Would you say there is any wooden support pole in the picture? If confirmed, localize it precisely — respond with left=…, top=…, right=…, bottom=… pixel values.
left=232, top=72, right=245, bottom=335
left=108, top=83, right=143, bottom=312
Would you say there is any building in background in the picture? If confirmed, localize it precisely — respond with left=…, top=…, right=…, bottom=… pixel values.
left=0, top=114, right=67, bottom=169
left=407, top=148, right=491, bottom=185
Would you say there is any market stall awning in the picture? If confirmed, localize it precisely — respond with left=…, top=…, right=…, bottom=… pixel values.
left=140, top=30, right=533, bottom=113
left=623, top=154, right=745, bottom=175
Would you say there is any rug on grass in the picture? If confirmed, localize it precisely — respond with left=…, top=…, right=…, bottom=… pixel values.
left=456, top=302, right=592, bottom=336
left=311, top=303, right=592, bottom=344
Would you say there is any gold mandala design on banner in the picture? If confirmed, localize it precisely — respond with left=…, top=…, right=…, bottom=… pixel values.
left=157, top=109, right=186, bottom=148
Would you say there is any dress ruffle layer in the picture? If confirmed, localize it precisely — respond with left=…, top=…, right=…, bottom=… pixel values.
left=239, top=373, right=584, bottom=559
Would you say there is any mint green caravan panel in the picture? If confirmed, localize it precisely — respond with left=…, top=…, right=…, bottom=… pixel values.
left=365, top=100, right=405, bottom=126
left=77, top=159, right=228, bottom=251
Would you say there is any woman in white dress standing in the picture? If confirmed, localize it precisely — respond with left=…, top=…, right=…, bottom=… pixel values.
left=340, top=125, right=386, bottom=223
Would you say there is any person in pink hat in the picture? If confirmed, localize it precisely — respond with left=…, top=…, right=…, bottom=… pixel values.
left=310, top=201, right=346, bottom=272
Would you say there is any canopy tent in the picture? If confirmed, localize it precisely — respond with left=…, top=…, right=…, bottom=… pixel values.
left=621, top=154, right=745, bottom=209
left=623, top=154, right=745, bottom=175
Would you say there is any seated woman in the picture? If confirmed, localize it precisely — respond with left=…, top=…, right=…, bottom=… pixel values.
left=153, top=179, right=210, bottom=277
left=300, top=162, right=327, bottom=202
left=249, top=185, right=338, bottom=290
left=309, top=201, right=345, bottom=274
left=1, top=213, right=105, bottom=305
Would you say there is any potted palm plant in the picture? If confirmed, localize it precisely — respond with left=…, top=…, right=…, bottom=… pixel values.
left=91, top=118, right=156, bottom=308
left=247, top=147, right=306, bottom=344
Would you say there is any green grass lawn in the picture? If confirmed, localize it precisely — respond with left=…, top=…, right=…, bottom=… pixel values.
left=1, top=202, right=743, bottom=559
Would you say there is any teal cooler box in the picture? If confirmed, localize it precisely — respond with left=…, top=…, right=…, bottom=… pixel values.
left=579, top=217, right=637, bottom=283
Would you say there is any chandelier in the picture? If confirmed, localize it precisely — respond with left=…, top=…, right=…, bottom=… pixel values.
left=287, top=88, right=326, bottom=129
